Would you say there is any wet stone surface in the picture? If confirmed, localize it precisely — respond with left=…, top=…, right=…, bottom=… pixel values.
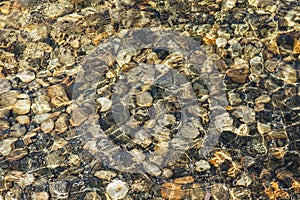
left=0, top=0, right=299, bottom=199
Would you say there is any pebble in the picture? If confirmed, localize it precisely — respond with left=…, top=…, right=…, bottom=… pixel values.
left=0, top=120, right=9, bottom=131
left=226, top=68, right=249, bottom=83
left=162, top=168, right=173, bottom=179
left=94, top=170, right=117, bottom=181
left=0, top=138, right=18, bottom=156
left=216, top=37, right=228, bottom=48
left=13, top=95, right=31, bottom=115
left=275, top=64, right=297, bottom=84
left=97, top=97, right=112, bottom=112
left=143, top=162, right=162, bottom=176
left=0, top=78, right=11, bottom=94
left=136, top=92, right=153, bottom=107
left=257, top=122, right=271, bottom=135
left=31, top=192, right=50, bottom=200
left=84, top=191, right=102, bottom=200
left=0, top=90, right=18, bottom=107
left=234, top=124, right=250, bottom=136
left=41, top=119, right=55, bottom=133
left=154, top=141, right=169, bottom=155
left=16, top=115, right=31, bottom=124
left=55, top=114, right=68, bottom=133
left=232, top=106, right=256, bottom=124
left=106, top=180, right=129, bottom=200
left=195, top=160, right=211, bottom=172
left=16, top=71, right=36, bottom=83
left=31, top=95, right=52, bottom=114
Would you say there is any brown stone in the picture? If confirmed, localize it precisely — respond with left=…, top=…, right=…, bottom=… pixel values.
left=226, top=68, right=249, bottom=83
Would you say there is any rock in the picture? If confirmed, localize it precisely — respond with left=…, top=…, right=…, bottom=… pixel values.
left=195, top=160, right=211, bottom=172
left=16, top=116, right=31, bottom=124
left=41, top=119, right=55, bottom=133
left=0, top=78, right=11, bottom=95
left=257, top=122, right=271, bottom=135
left=162, top=168, right=173, bottom=179
left=55, top=113, right=68, bottom=133
left=232, top=106, right=256, bottom=124
left=0, top=138, right=18, bottom=156
left=216, top=37, right=228, bottom=48
left=13, top=94, right=31, bottom=115
left=222, top=0, right=236, bottom=11
left=94, top=170, right=117, bottom=181
left=154, top=141, right=169, bottom=155
left=97, top=97, right=112, bottom=112
left=84, top=191, right=101, bottom=200
left=47, top=84, right=71, bottom=108
left=49, top=180, right=69, bottom=199
left=143, top=162, right=161, bottom=176
left=234, top=124, right=250, bottom=136
left=136, top=92, right=153, bottom=107
left=31, top=192, right=49, bottom=200
left=275, top=64, right=297, bottom=84
left=0, top=120, right=9, bottom=132
left=106, top=180, right=129, bottom=200
left=16, top=71, right=35, bottom=83
left=226, top=68, right=249, bottom=83
left=0, top=90, right=18, bottom=107
left=31, top=95, right=52, bottom=114
left=211, top=183, right=230, bottom=200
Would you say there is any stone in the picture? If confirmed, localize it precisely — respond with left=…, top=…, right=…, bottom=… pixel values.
left=84, top=191, right=101, bottom=200
left=41, top=119, right=55, bottom=133
left=97, top=97, right=112, bottom=112
left=94, top=170, right=117, bottom=181
left=0, top=90, right=18, bottom=107
left=143, top=162, right=161, bottom=176
left=31, top=95, right=52, bottom=114
left=106, top=180, right=129, bottom=200
left=195, top=160, right=211, bottom=172
left=55, top=114, right=68, bottom=133
left=16, top=71, right=35, bottom=83
left=154, top=141, right=169, bottom=155
left=31, top=192, right=49, bottom=200
left=232, top=106, right=256, bottom=124
left=0, top=138, right=18, bottom=156
left=16, top=116, right=30, bottom=124
left=136, top=92, right=153, bottom=107
left=0, top=78, right=11, bottom=95
left=226, top=68, right=249, bottom=83
left=216, top=37, right=228, bottom=48
left=13, top=98, right=31, bottom=115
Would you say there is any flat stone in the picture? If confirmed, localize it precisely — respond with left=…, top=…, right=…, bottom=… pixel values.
left=16, top=71, right=36, bottom=83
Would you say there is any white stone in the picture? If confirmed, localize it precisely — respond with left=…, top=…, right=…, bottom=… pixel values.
left=216, top=37, right=228, bottom=48
left=195, top=160, right=211, bottom=172
left=106, top=180, right=129, bottom=200
left=97, top=97, right=112, bottom=112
